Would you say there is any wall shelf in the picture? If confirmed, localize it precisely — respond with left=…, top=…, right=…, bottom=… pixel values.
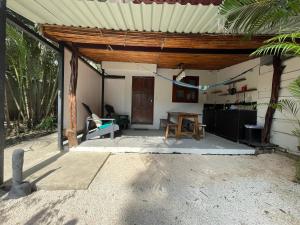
left=210, top=90, right=223, bottom=94
left=219, top=88, right=257, bottom=96
left=223, top=78, right=246, bottom=85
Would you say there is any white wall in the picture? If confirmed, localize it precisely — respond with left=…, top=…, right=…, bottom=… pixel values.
left=213, top=58, right=260, bottom=104
left=64, top=48, right=102, bottom=133
left=102, top=61, right=216, bottom=129
left=258, top=57, right=300, bottom=154
left=215, top=57, right=300, bottom=154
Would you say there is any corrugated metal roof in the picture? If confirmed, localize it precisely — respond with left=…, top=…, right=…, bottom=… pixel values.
left=133, top=0, right=223, bottom=5
left=7, top=0, right=226, bottom=34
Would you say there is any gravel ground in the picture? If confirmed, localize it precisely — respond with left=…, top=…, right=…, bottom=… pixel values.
left=1, top=153, right=300, bottom=225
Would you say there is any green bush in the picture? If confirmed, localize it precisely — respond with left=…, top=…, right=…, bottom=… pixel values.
left=36, top=116, right=56, bottom=131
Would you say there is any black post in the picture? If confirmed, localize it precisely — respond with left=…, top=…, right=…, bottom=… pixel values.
left=57, top=44, right=64, bottom=150
left=101, top=69, right=105, bottom=117
left=0, top=0, right=6, bottom=185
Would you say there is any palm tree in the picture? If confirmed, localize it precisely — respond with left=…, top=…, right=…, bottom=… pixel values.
left=220, top=0, right=300, bottom=182
left=220, top=0, right=300, bottom=142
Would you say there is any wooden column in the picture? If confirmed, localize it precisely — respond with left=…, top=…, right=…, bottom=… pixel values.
left=262, top=56, right=285, bottom=143
left=0, top=0, right=6, bottom=185
left=101, top=69, right=105, bottom=117
left=67, top=46, right=79, bottom=147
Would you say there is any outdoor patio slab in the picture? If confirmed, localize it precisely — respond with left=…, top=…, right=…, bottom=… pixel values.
left=76, top=129, right=256, bottom=155
left=4, top=134, right=110, bottom=190
left=25, top=152, right=110, bottom=190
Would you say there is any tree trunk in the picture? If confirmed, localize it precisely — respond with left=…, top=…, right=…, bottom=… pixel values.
left=262, top=56, right=285, bottom=143
left=67, top=46, right=79, bottom=147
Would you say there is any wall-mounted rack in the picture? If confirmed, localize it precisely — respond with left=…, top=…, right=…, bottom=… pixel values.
left=219, top=88, right=257, bottom=96
left=210, top=90, right=223, bottom=94
left=223, top=77, right=246, bottom=85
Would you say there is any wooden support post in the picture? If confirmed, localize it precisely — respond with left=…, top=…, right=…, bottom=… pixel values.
left=67, top=46, right=79, bottom=147
left=0, top=0, right=6, bottom=185
left=101, top=69, right=105, bottom=117
left=262, top=56, right=285, bottom=143
left=57, top=44, right=64, bottom=150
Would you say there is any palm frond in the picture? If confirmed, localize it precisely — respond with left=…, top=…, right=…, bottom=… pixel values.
left=278, top=99, right=300, bottom=117
left=265, top=32, right=300, bottom=43
left=292, top=128, right=300, bottom=138
left=251, top=42, right=300, bottom=56
left=219, top=0, right=300, bottom=34
left=288, top=76, right=300, bottom=99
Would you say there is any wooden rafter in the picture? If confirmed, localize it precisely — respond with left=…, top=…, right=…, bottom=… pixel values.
left=42, top=25, right=269, bottom=50
left=78, top=48, right=252, bottom=70
left=41, top=25, right=269, bottom=69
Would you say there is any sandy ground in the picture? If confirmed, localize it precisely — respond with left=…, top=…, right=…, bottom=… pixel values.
left=1, top=153, right=300, bottom=225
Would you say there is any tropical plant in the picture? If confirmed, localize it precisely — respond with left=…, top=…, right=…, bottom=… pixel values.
left=220, top=0, right=300, bottom=181
left=5, top=23, right=58, bottom=135
left=219, top=0, right=300, bottom=35
left=277, top=77, right=300, bottom=145
left=252, top=33, right=300, bottom=56
left=36, top=116, right=57, bottom=131
left=220, top=0, right=300, bottom=56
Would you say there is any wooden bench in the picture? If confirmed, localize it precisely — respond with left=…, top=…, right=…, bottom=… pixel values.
left=164, top=121, right=178, bottom=139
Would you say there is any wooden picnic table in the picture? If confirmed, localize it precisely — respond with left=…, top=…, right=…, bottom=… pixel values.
left=167, top=112, right=200, bottom=140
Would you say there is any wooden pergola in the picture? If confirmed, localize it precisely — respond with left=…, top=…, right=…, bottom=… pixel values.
left=42, top=25, right=269, bottom=70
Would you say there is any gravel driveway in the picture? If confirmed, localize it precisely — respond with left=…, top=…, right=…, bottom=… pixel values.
left=1, top=153, right=300, bottom=225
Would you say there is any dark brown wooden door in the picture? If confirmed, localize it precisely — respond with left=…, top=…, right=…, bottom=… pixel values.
left=132, top=76, right=154, bottom=124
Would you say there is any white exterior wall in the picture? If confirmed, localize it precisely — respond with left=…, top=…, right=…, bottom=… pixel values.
left=64, top=48, right=102, bottom=132
left=215, top=57, right=300, bottom=154
left=102, top=62, right=216, bottom=129
left=214, top=58, right=260, bottom=104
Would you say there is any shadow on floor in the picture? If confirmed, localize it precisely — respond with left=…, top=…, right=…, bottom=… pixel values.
left=121, top=154, right=197, bottom=225
left=4, top=151, right=66, bottom=187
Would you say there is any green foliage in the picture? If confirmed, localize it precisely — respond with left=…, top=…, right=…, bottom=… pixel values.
left=220, top=0, right=300, bottom=58
left=220, top=0, right=300, bottom=182
left=36, top=116, right=56, bottom=131
left=276, top=78, right=300, bottom=143
left=5, top=23, right=58, bottom=132
left=219, top=0, right=300, bottom=34
left=252, top=32, right=300, bottom=56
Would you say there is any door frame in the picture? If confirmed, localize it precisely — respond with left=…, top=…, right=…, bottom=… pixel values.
left=131, top=76, right=155, bottom=125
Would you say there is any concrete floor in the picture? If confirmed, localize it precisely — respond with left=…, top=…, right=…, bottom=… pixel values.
left=77, top=129, right=255, bottom=155
left=3, top=134, right=110, bottom=190
left=1, top=153, right=300, bottom=225
left=3, top=133, right=60, bottom=183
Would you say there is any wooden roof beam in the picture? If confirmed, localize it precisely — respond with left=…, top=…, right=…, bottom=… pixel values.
left=78, top=48, right=251, bottom=70
left=41, top=25, right=270, bottom=50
